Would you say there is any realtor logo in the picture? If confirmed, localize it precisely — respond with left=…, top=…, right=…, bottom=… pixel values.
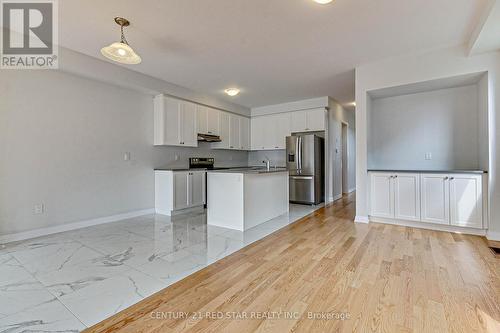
left=1, top=0, right=58, bottom=69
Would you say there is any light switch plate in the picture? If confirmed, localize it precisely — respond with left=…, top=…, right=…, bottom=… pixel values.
left=425, top=152, right=432, bottom=160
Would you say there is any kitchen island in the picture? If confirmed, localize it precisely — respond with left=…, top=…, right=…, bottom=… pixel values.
left=207, top=168, right=289, bottom=231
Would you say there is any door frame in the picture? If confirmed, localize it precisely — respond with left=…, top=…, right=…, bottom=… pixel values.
left=341, top=121, right=349, bottom=194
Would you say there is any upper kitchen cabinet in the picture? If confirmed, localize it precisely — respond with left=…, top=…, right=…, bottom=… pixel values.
left=212, top=112, right=249, bottom=150
left=251, top=113, right=290, bottom=150
left=229, top=114, right=240, bottom=149
left=211, top=111, right=230, bottom=149
left=154, top=95, right=198, bottom=147
left=196, top=105, right=220, bottom=135
left=239, top=117, right=250, bottom=150
left=290, top=108, right=325, bottom=132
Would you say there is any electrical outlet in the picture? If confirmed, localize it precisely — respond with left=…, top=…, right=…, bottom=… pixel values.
left=33, top=203, right=44, bottom=215
left=425, top=152, right=432, bottom=160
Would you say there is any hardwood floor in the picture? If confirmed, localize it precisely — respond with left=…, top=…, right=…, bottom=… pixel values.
left=85, top=193, right=500, bottom=333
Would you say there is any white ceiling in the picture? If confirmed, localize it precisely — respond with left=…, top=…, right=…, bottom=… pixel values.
left=469, top=0, right=500, bottom=55
left=58, top=0, right=488, bottom=109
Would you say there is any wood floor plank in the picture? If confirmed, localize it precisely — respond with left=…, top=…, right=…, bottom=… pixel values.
left=84, top=193, right=500, bottom=333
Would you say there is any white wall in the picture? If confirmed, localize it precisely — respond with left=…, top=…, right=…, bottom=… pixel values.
left=248, top=150, right=286, bottom=167
left=355, top=45, right=500, bottom=239
left=327, top=98, right=356, bottom=201
left=368, top=85, right=480, bottom=170
left=60, top=47, right=251, bottom=117
left=0, top=70, right=248, bottom=236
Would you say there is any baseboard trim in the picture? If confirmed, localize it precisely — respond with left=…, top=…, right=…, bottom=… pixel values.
left=370, top=217, right=487, bottom=236
left=332, top=194, right=343, bottom=202
left=486, top=231, right=500, bottom=241
left=354, top=215, right=370, bottom=224
left=0, top=209, right=155, bottom=244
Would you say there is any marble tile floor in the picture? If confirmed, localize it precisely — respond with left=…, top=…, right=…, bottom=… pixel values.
left=0, top=204, right=321, bottom=332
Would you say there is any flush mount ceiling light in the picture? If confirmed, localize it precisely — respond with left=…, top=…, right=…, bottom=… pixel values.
left=313, top=0, right=333, bottom=4
left=101, top=17, right=141, bottom=65
left=224, top=88, right=240, bottom=97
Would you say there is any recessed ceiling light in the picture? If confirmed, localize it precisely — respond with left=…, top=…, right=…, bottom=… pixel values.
left=101, top=17, right=142, bottom=65
left=313, top=0, right=333, bottom=4
left=224, top=88, right=240, bottom=97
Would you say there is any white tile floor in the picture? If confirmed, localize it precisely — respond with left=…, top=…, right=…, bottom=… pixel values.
left=0, top=204, right=321, bottom=332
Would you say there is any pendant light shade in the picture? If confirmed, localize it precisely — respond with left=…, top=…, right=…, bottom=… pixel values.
left=101, top=17, right=141, bottom=65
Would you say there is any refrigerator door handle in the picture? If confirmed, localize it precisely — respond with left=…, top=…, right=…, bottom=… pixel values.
left=291, top=176, right=313, bottom=180
left=298, top=136, right=302, bottom=172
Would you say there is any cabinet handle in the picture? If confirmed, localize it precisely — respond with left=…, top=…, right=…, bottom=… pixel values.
left=444, top=176, right=449, bottom=180
left=450, top=177, right=454, bottom=180
left=208, top=131, right=212, bottom=134
left=394, top=175, right=398, bottom=178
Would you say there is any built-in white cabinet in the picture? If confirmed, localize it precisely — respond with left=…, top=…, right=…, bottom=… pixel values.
left=251, top=113, right=291, bottom=150
left=394, top=173, right=421, bottom=221
left=211, top=112, right=250, bottom=150
left=197, top=105, right=220, bottom=135
left=420, top=174, right=449, bottom=224
left=154, top=94, right=324, bottom=151
left=154, top=95, right=198, bottom=147
left=449, top=174, right=483, bottom=228
left=155, top=170, right=206, bottom=215
left=290, top=108, right=325, bottom=133
left=251, top=108, right=325, bottom=150
left=239, top=117, right=250, bottom=150
left=229, top=114, right=240, bottom=149
left=369, top=171, right=486, bottom=230
left=369, top=172, right=394, bottom=219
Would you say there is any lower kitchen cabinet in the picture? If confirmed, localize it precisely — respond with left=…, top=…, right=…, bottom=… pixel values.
left=449, top=174, right=483, bottom=228
left=394, top=173, right=421, bottom=221
left=369, top=172, right=394, bottom=219
left=369, top=171, right=486, bottom=230
left=155, top=170, right=206, bottom=215
left=420, top=174, right=449, bottom=225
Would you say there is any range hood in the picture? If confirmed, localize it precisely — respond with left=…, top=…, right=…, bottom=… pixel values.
left=197, top=133, right=222, bottom=142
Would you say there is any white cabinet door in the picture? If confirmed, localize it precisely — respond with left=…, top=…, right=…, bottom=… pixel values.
left=196, top=105, right=208, bottom=135
left=273, top=113, right=291, bottom=149
left=307, top=109, right=325, bottom=131
left=239, top=117, right=250, bottom=150
left=173, top=172, right=189, bottom=210
left=212, top=111, right=230, bottom=149
left=154, top=96, right=182, bottom=145
left=421, top=174, right=449, bottom=225
left=251, top=116, right=266, bottom=150
left=291, top=111, right=308, bottom=133
left=189, top=171, right=206, bottom=206
left=449, top=174, right=483, bottom=228
left=180, top=102, right=197, bottom=147
left=206, top=108, right=219, bottom=135
left=229, top=114, right=240, bottom=150
left=370, top=173, right=394, bottom=218
left=394, top=173, right=420, bottom=221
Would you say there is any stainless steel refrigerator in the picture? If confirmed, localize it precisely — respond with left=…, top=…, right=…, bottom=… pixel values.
left=286, top=134, right=325, bottom=205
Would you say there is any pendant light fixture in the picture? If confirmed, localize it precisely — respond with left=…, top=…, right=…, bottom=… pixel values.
left=101, top=17, right=142, bottom=65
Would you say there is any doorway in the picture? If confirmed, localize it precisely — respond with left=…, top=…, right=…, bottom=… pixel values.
left=341, top=122, right=348, bottom=194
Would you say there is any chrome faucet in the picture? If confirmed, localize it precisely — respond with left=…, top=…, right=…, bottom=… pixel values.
left=263, top=158, right=271, bottom=171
